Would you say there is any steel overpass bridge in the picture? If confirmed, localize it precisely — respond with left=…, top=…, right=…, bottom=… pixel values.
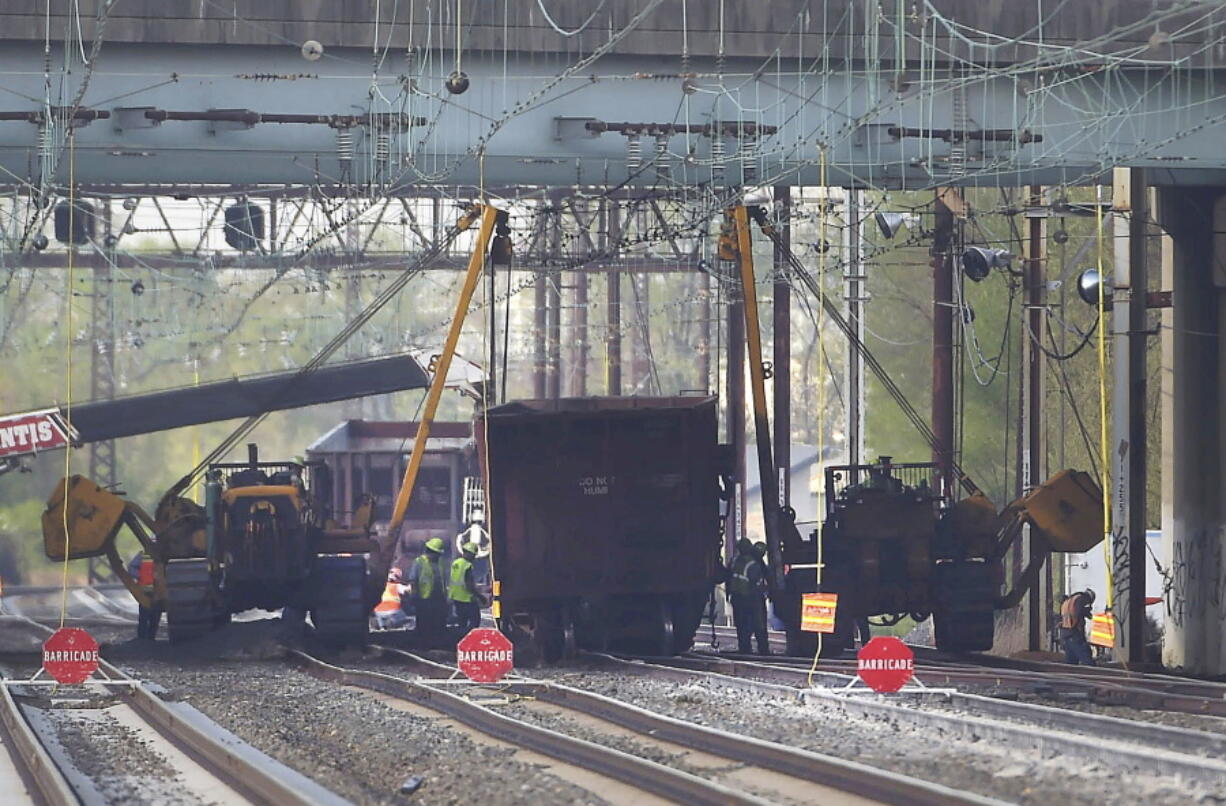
left=3, top=1, right=1226, bottom=676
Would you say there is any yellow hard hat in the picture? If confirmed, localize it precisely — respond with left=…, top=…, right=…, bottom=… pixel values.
left=425, top=537, right=445, bottom=553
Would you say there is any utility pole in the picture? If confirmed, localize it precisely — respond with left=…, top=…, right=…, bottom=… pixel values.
left=931, top=192, right=956, bottom=495
left=1024, top=185, right=1047, bottom=651
left=726, top=254, right=747, bottom=558
left=605, top=199, right=622, bottom=395
left=88, top=198, right=116, bottom=584
left=1112, top=167, right=1148, bottom=665
left=533, top=273, right=547, bottom=398
left=772, top=186, right=791, bottom=506
left=844, top=189, right=865, bottom=466
left=546, top=196, right=562, bottom=399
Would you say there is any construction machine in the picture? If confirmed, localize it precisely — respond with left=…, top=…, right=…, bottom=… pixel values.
left=775, top=456, right=1103, bottom=656
left=34, top=202, right=503, bottom=642
left=43, top=445, right=376, bottom=643
left=720, top=204, right=1105, bottom=656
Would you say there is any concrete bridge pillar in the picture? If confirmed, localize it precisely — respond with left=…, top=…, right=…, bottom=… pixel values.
left=1158, top=187, right=1225, bottom=675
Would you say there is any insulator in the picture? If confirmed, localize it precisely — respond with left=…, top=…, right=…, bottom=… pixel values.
left=742, top=134, right=759, bottom=184
left=375, top=132, right=390, bottom=164
left=710, top=135, right=726, bottom=185
left=335, top=128, right=354, bottom=166
left=654, top=134, right=670, bottom=181
left=626, top=134, right=642, bottom=172
left=38, top=123, right=54, bottom=160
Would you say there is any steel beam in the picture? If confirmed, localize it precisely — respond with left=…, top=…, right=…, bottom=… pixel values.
left=6, top=40, right=1226, bottom=188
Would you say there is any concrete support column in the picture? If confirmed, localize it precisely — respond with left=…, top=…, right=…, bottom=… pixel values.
left=1111, top=168, right=1148, bottom=665
left=1160, top=187, right=1225, bottom=674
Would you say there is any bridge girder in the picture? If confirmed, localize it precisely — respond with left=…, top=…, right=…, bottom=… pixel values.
left=2, top=41, right=1226, bottom=191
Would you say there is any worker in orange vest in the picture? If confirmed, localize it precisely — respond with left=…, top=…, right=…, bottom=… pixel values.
left=373, top=566, right=409, bottom=629
left=126, top=551, right=163, bottom=641
left=1059, top=589, right=1096, bottom=666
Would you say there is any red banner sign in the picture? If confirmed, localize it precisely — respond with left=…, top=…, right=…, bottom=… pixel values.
left=0, top=409, right=73, bottom=459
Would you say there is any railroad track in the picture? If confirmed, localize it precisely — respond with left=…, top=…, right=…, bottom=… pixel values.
left=703, top=623, right=1226, bottom=701
left=0, top=616, right=351, bottom=806
left=295, top=643, right=1006, bottom=806
left=597, top=653, right=1226, bottom=792
left=689, top=648, right=1226, bottom=718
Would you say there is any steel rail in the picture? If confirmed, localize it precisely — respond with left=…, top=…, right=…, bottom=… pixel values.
left=598, top=654, right=1226, bottom=789
left=0, top=684, right=78, bottom=806
left=688, top=650, right=1226, bottom=716
left=5, top=615, right=350, bottom=806
left=290, top=650, right=770, bottom=806
left=376, top=646, right=1004, bottom=806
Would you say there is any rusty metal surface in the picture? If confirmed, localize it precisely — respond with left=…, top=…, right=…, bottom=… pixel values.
left=4, top=2, right=1220, bottom=65
left=481, top=396, right=719, bottom=605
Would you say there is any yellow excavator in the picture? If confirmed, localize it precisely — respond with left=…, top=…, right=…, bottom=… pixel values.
left=43, top=446, right=376, bottom=642
left=722, top=204, right=1105, bottom=656
left=39, top=203, right=504, bottom=643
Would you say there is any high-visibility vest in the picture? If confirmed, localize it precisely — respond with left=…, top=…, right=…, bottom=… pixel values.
left=1060, top=593, right=1090, bottom=630
left=413, top=555, right=442, bottom=600
left=728, top=553, right=763, bottom=597
left=374, top=581, right=402, bottom=614
left=138, top=555, right=154, bottom=588
left=449, top=557, right=474, bottom=603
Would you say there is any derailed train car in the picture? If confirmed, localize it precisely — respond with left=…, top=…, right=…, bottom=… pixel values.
left=479, top=396, right=722, bottom=661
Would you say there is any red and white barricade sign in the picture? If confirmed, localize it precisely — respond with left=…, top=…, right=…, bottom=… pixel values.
left=456, top=628, right=514, bottom=683
left=856, top=636, right=914, bottom=693
left=0, top=408, right=74, bottom=460
left=43, top=628, right=100, bottom=685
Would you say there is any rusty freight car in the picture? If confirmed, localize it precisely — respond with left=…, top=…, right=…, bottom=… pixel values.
left=480, top=397, right=723, bottom=661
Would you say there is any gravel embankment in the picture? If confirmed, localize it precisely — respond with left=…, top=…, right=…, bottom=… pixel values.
left=120, top=659, right=609, bottom=806
left=517, top=664, right=1220, bottom=806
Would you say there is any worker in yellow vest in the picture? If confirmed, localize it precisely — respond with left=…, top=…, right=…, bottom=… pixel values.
left=408, top=538, right=447, bottom=647
left=449, top=542, right=482, bottom=634
left=372, top=566, right=409, bottom=629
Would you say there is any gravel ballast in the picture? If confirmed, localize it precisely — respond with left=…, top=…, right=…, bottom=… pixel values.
left=122, top=659, right=609, bottom=806
left=520, top=664, right=1221, bottom=806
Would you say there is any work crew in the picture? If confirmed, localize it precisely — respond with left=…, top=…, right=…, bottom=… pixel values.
left=372, top=566, right=409, bottom=629
left=725, top=537, right=771, bottom=655
left=1059, top=588, right=1097, bottom=666
left=126, top=551, right=163, bottom=641
left=408, top=538, right=447, bottom=647
left=448, top=542, right=482, bottom=635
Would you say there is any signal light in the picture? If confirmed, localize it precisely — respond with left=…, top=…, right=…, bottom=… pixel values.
left=224, top=202, right=264, bottom=252
left=960, top=247, right=1012, bottom=282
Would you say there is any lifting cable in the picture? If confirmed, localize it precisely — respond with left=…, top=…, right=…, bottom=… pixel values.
left=751, top=210, right=983, bottom=498
left=164, top=207, right=480, bottom=501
